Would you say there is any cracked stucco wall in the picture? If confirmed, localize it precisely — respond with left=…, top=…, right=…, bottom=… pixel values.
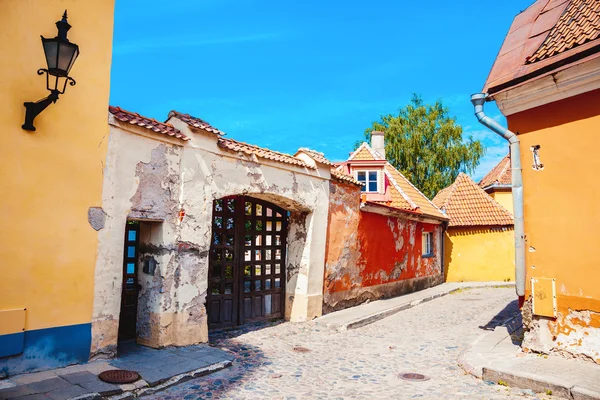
left=323, top=180, right=443, bottom=314
left=522, top=298, right=600, bottom=364
left=91, top=119, right=330, bottom=358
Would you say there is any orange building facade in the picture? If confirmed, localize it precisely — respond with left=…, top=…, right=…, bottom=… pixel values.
left=323, top=135, right=448, bottom=313
left=482, top=0, right=600, bottom=363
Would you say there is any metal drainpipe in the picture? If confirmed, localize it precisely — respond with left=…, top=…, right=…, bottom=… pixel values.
left=471, top=93, right=525, bottom=297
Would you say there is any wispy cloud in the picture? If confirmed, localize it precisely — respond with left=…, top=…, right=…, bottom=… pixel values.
left=113, top=32, right=285, bottom=56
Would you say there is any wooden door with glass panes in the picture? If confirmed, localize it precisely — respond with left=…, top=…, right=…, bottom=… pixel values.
left=119, top=221, right=140, bottom=340
left=207, top=196, right=287, bottom=330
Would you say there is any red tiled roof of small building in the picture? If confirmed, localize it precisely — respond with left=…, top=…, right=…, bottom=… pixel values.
left=217, top=138, right=315, bottom=169
left=344, top=142, right=446, bottom=220
left=483, top=0, right=600, bottom=93
left=168, top=110, right=225, bottom=135
left=433, top=173, right=514, bottom=227
left=479, top=154, right=512, bottom=189
left=109, top=106, right=190, bottom=141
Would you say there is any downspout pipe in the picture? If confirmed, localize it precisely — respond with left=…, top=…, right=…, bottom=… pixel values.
left=471, top=93, right=525, bottom=297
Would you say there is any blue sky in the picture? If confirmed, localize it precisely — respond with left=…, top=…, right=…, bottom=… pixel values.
left=110, top=0, right=533, bottom=181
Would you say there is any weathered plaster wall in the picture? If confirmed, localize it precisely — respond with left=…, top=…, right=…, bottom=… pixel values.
left=444, top=226, right=514, bottom=282
left=323, top=181, right=443, bottom=313
left=175, top=129, right=330, bottom=323
left=92, top=125, right=183, bottom=358
left=507, top=89, right=600, bottom=363
left=92, top=120, right=330, bottom=357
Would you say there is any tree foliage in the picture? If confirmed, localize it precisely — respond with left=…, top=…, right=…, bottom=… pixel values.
left=362, top=94, right=485, bottom=199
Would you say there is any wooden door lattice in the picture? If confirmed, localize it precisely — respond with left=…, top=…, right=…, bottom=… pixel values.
left=207, top=196, right=287, bottom=329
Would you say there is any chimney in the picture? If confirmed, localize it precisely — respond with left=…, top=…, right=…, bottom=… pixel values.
left=371, top=130, right=385, bottom=159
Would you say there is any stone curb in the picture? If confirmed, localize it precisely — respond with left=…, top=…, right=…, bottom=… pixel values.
left=107, top=360, right=232, bottom=399
left=458, top=314, right=600, bottom=400
left=333, top=283, right=515, bottom=331
left=482, top=367, right=600, bottom=400
left=457, top=314, right=520, bottom=379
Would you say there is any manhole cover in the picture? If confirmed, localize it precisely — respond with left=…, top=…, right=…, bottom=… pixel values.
left=98, top=369, right=140, bottom=384
left=292, top=346, right=311, bottom=353
left=399, top=373, right=431, bottom=382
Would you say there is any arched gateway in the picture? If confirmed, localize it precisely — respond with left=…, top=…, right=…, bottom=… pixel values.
left=207, top=195, right=288, bottom=329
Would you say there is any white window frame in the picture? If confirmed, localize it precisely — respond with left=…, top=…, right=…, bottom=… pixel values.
left=422, top=232, right=434, bottom=257
left=356, top=170, right=379, bottom=193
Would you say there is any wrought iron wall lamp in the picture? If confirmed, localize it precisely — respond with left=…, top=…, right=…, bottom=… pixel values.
left=22, top=11, right=79, bottom=131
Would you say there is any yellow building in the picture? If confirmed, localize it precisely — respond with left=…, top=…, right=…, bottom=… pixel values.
left=478, top=0, right=600, bottom=362
left=433, top=173, right=514, bottom=282
left=479, top=154, right=513, bottom=215
left=0, top=1, right=115, bottom=375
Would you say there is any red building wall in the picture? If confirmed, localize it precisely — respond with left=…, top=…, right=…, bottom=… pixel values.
left=323, top=181, right=443, bottom=313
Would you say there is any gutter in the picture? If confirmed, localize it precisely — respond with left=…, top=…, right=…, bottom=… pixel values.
left=471, top=93, right=526, bottom=297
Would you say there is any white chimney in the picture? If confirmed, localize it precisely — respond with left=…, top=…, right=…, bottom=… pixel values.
left=371, top=130, right=385, bottom=159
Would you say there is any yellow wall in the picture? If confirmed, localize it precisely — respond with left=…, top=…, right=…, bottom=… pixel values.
left=0, top=0, right=115, bottom=332
left=507, top=89, right=600, bottom=315
left=444, top=226, right=515, bottom=282
left=489, top=191, right=513, bottom=215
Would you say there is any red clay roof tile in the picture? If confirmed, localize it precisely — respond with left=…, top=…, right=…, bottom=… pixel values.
left=484, top=0, right=600, bottom=93
left=109, top=106, right=190, bottom=141
left=433, top=173, right=514, bottom=227
left=217, top=138, right=315, bottom=169
left=330, top=169, right=362, bottom=186
left=168, top=110, right=225, bottom=135
left=295, top=148, right=333, bottom=166
left=479, top=154, right=512, bottom=189
left=528, top=0, right=600, bottom=63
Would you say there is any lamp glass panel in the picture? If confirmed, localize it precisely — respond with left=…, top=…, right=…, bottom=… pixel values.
left=57, top=42, right=78, bottom=74
left=42, top=39, right=58, bottom=70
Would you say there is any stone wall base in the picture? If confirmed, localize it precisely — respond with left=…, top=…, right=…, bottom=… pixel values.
left=323, top=274, right=443, bottom=315
left=521, top=298, right=600, bottom=364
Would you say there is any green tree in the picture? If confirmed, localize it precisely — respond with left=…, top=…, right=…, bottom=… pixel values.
left=361, top=94, right=485, bottom=199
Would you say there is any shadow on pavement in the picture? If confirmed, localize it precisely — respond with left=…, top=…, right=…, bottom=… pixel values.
left=478, top=299, right=519, bottom=331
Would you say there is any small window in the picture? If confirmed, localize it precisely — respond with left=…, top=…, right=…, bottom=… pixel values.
left=422, top=232, right=434, bottom=257
left=356, top=170, right=379, bottom=193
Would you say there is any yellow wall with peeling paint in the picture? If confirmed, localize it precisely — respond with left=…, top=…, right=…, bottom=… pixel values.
left=444, top=227, right=515, bottom=282
left=0, top=0, right=115, bottom=332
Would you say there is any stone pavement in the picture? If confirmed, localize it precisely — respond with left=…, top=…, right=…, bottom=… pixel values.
left=0, top=342, right=233, bottom=400
left=153, top=286, right=562, bottom=399
left=315, top=281, right=515, bottom=331
left=459, top=314, right=600, bottom=400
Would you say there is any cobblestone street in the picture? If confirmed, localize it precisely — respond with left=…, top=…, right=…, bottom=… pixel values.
left=152, top=288, right=557, bottom=399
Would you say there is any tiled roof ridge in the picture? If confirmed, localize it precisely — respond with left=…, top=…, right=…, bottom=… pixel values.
left=109, top=106, right=190, bottom=141
left=385, top=162, right=443, bottom=214
left=217, top=137, right=315, bottom=169
left=433, top=178, right=460, bottom=210
left=296, top=148, right=333, bottom=165
left=330, top=169, right=362, bottom=186
left=479, top=154, right=512, bottom=189
left=168, top=110, right=225, bottom=135
left=527, top=0, right=600, bottom=63
left=440, top=173, right=514, bottom=227
left=348, top=142, right=385, bottom=161
left=383, top=169, right=418, bottom=210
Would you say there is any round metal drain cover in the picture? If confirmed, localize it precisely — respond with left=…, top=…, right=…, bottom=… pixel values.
left=399, top=373, right=431, bottom=382
left=98, top=369, right=140, bottom=384
left=292, top=346, right=311, bottom=353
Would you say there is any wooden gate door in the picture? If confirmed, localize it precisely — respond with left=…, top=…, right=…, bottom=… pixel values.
left=207, top=196, right=287, bottom=330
